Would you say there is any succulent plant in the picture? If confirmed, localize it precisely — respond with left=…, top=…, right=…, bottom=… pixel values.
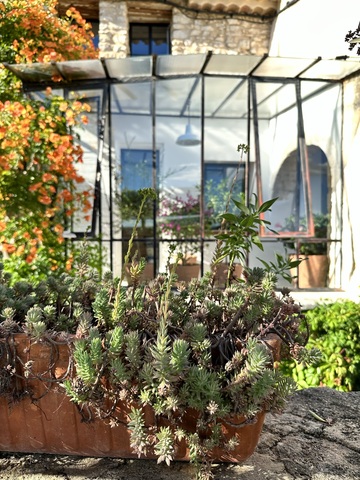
left=0, top=182, right=317, bottom=480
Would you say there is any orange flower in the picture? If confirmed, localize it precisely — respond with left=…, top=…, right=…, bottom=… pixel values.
left=38, top=195, right=52, bottom=205
left=61, top=189, right=73, bottom=202
left=42, top=172, right=55, bottom=183
left=54, top=224, right=64, bottom=234
left=59, top=102, right=68, bottom=112
left=2, top=243, right=16, bottom=254
left=29, top=182, right=42, bottom=192
left=16, top=245, right=25, bottom=256
left=49, top=132, right=60, bottom=143
left=25, top=254, right=35, bottom=264
left=65, top=255, right=74, bottom=271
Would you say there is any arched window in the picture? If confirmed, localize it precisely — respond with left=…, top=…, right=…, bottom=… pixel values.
left=273, top=145, right=329, bottom=223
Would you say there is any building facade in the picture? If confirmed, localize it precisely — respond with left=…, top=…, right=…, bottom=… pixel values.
left=40, top=0, right=360, bottom=300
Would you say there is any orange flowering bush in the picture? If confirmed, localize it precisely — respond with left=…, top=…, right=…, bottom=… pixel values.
left=0, top=0, right=97, bottom=64
left=0, top=0, right=99, bottom=281
left=0, top=91, right=93, bottom=280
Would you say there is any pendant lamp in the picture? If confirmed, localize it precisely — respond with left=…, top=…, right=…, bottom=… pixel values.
left=176, top=103, right=201, bottom=146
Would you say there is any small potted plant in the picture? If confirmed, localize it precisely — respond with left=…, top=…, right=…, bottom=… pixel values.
left=0, top=184, right=318, bottom=480
left=158, top=192, right=201, bottom=282
left=284, top=213, right=329, bottom=288
left=205, top=146, right=247, bottom=286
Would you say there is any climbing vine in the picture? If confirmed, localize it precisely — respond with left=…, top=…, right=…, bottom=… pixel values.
left=0, top=0, right=98, bottom=282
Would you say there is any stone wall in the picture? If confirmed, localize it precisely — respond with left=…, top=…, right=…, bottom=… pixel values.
left=99, top=0, right=274, bottom=58
left=171, top=9, right=272, bottom=55
left=99, top=0, right=129, bottom=58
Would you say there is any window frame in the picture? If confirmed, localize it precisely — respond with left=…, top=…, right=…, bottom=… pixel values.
left=129, top=23, right=171, bottom=56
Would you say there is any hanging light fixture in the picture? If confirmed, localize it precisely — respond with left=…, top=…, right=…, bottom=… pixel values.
left=176, top=102, right=201, bottom=146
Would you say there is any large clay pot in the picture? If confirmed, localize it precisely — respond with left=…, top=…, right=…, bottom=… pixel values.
left=0, top=334, right=266, bottom=462
left=211, top=263, right=243, bottom=286
left=124, top=262, right=154, bottom=284
left=171, top=264, right=200, bottom=282
left=290, top=254, right=329, bottom=288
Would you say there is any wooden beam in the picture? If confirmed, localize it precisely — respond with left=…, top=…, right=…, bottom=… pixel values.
left=57, top=0, right=99, bottom=20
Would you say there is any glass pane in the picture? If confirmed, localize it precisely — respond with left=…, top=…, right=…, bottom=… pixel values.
left=203, top=76, right=248, bottom=272
left=301, top=80, right=331, bottom=99
left=110, top=83, right=154, bottom=276
left=302, top=83, right=342, bottom=288
left=156, top=77, right=198, bottom=115
left=257, top=83, right=297, bottom=119
left=253, top=81, right=311, bottom=236
left=7, top=62, right=57, bottom=82
left=112, top=82, right=151, bottom=115
left=204, top=77, right=246, bottom=117
left=215, top=80, right=248, bottom=118
left=120, top=149, right=157, bottom=239
left=105, top=57, right=152, bottom=80
left=156, top=54, right=207, bottom=76
left=131, top=25, right=150, bottom=56
left=253, top=57, right=317, bottom=78
left=151, top=25, right=170, bottom=55
left=204, top=163, right=245, bottom=229
left=255, top=82, right=282, bottom=107
left=156, top=78, right=201, bottom=273
left=301, top=58, right=360, bottom=81
left=68, top=90, right=104, bottom=235
left=205, top=54, right=262, bottom=75
left=57, top=60, right=106, bottom=81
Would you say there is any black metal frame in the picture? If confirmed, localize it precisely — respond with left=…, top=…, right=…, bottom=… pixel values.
left=7, top=53, right=346, bottom=284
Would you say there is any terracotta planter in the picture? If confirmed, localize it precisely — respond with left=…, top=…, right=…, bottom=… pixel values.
left=124, top=262, right=154, bottom=284
left=290, top=254, right=329, bottom=288
left=211, top=264, right=243, bottom=286
left=171, top=264, right=200, bottom=282
left=0, top=334, right=266, bottom=462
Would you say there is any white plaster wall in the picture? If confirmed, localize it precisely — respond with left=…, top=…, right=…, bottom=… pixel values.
left=270, top=0, right=360, bottom=290
left=342, top=77, right=360, bottom=291
left=269, top=0, right=360, bottom=59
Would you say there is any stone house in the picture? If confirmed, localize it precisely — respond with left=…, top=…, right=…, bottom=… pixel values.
left=12, top=0, right=360, bottom=304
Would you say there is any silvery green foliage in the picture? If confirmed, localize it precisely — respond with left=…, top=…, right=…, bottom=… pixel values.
left=0, top=186, right=315, bottom=480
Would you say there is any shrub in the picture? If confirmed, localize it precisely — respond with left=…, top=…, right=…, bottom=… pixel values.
left=280, top=300, right=360, bottom=391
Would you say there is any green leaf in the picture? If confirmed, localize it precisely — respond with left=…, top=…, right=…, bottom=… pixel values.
left=258, top=197, right=278, bottom=213
left=219, top=213, right=238, bottom=222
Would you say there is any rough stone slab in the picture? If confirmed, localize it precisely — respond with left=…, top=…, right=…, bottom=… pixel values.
left=0, top=388, right=359, bottom=479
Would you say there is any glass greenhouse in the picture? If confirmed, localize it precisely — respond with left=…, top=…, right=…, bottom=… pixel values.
left=7, top=53, right=360, bottom=288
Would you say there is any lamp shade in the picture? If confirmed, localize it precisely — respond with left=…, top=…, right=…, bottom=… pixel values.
left=176, top=123, right=201, bottom=146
